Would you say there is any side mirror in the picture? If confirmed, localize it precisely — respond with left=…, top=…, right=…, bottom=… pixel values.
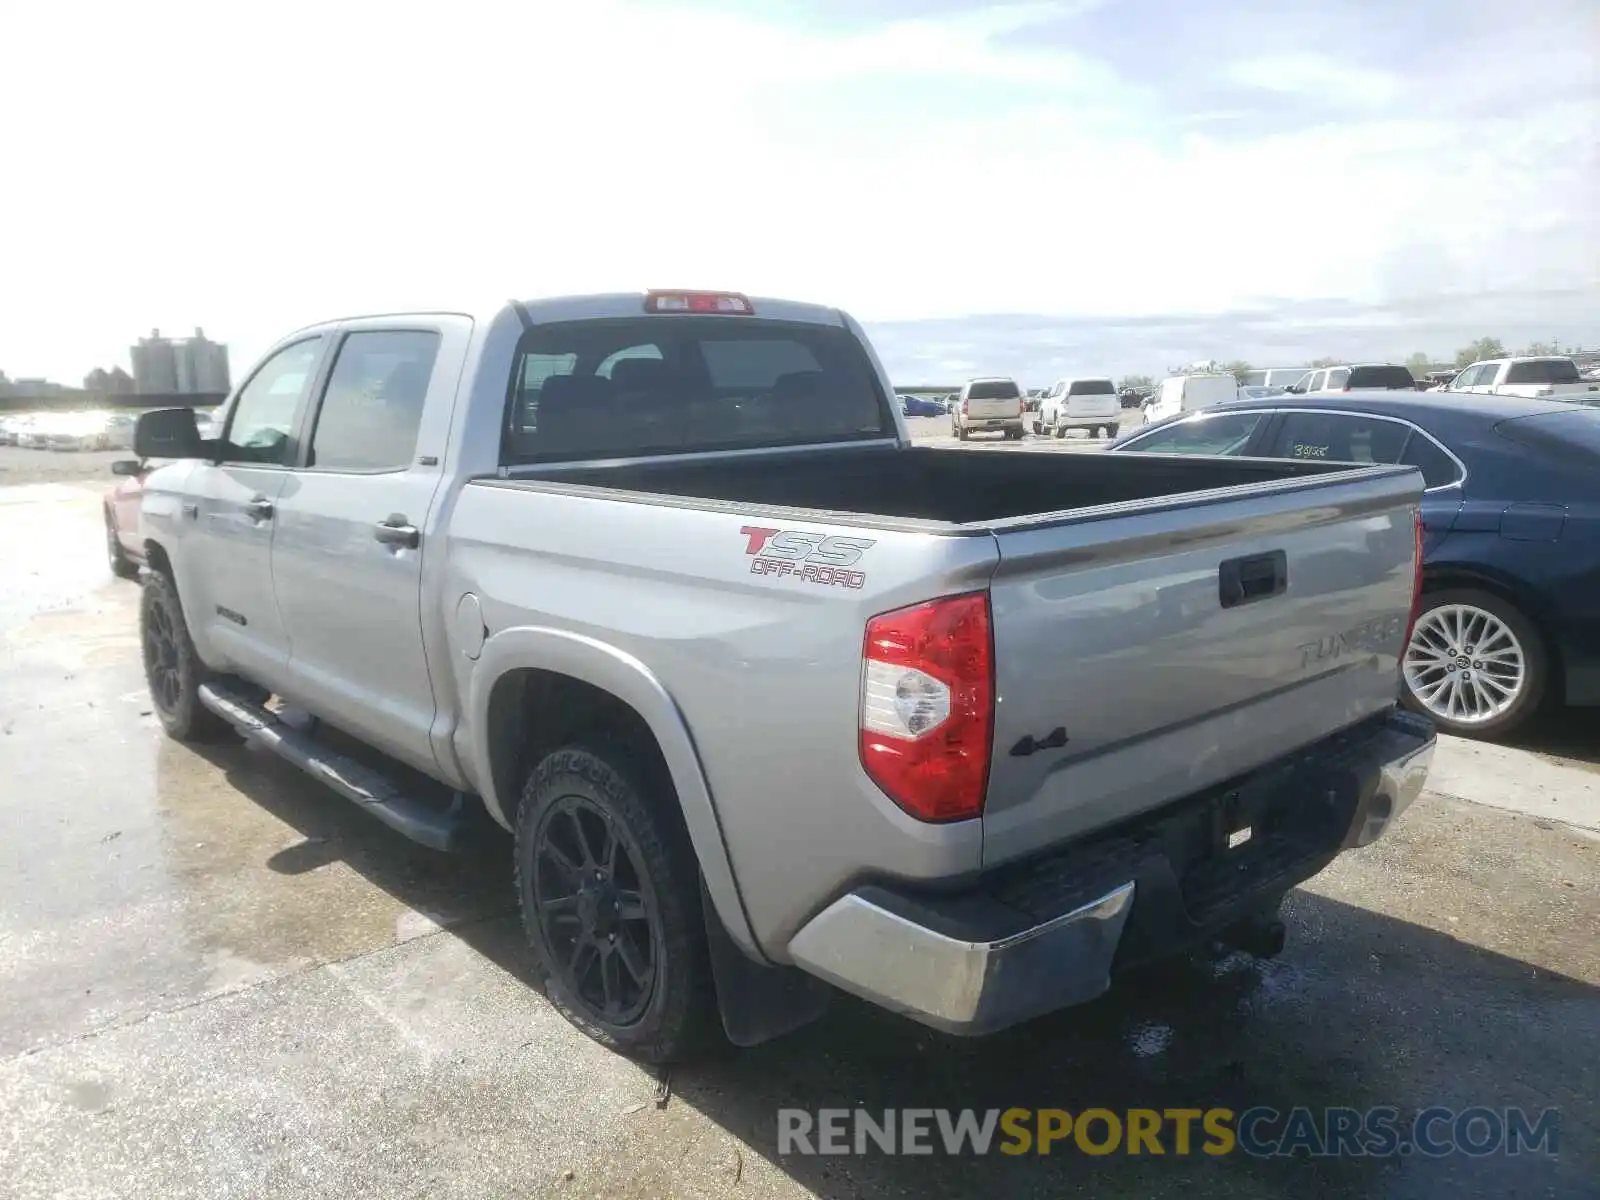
left=111, top=459, right=142, bottom=477
left=134, top=407, right=202, bottom=460
left=1284, top=385, right=1304, bottom=394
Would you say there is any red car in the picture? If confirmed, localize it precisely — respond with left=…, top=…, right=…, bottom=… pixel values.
left=104, top=459, right=147, bottom=578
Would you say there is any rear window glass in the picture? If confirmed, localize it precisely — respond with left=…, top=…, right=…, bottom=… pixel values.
left=1496, top=409, right=1600, bottom=464
left=502, top=318, right=889, bottom=464
left=1399, top=433, right=1462, bottom=488
left=1504, top=359, right=1581, bottom=385
left=1068, top=379, right=1115, bottom=396
left=968, top=380, right=1021, bottom=400
left=1347, top=365, right=1416, bottom=389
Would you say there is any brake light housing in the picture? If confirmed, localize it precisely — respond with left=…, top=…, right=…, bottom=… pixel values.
left=859, top=592, right=994, bottom=823
left=644, top=290, right=753, bottom=315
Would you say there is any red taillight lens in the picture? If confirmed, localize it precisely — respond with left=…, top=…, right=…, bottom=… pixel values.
left=961, top=399, right=969, bottom=415
left=1404, top=508, right=1424, bottom=645
left=859, top=592, right=994, bottom=822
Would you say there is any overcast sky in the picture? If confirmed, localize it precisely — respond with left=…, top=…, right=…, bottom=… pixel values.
left=2, top=0, right=1596, bottom=385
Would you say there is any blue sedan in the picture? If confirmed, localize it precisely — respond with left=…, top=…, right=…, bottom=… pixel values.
left=899, top=394, right=947, bottom=417
left=1109, top=390, right=1600, bottom=738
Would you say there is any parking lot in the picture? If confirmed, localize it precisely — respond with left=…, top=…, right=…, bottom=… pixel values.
left=0, top=436, right=1595, bottom=1199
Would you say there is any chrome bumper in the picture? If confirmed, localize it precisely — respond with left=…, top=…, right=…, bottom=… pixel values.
left=787, top=709, right=1434, bottom=1036
left=788, top=883, right=1135, bottom=1036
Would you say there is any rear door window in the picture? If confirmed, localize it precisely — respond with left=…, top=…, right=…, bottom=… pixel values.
left=1399, top=432, right=1462, bottom=488
left=1263, top=412, right=1409, bottom=464
left=503, top=318, right=889, bottom=463
left=308, top=330, right=440, bottom=472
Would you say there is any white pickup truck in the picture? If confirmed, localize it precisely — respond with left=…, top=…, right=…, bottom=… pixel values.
left=129, top=290, right=1434, bottom=1061
left=1451, top=356, right=1600, bottom=402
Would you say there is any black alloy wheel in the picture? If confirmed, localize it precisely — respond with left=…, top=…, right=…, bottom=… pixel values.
left=531, top=794, right=658, bottom=1026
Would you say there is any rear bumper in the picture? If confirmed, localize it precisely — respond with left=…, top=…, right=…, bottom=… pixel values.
left=787, top=709, right=1434, bottom=1035
left=962, top=416, right=1023, bottom=429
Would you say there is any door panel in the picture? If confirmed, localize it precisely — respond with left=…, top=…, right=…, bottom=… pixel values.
left=192, top=466, right=295, bottom=677
left=184, top=335, right=327, bottom=680
left=269, top=327, right=450, bottom=774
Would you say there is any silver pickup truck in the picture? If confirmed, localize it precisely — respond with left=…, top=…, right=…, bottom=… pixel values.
left=131, top=290, right=1435, bottom=1061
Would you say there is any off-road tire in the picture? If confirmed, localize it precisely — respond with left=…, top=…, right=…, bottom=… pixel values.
left=514, top=741, right=719, bottom=1062
left=139, top=571, right=232, bottom=742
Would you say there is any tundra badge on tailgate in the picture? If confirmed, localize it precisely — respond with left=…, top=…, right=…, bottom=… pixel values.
left=740, top=526, right=874, bottom=590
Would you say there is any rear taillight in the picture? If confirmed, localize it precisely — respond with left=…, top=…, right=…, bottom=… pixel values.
left=860, top=592, right=994, bottom=823
left=961, top=399, right=969, bottom=415
left=1404, top=508, right=1424, bottom=646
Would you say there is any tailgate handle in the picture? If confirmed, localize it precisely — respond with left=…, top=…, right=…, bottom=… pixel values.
left=1219, top=550, right=1287, bottom=608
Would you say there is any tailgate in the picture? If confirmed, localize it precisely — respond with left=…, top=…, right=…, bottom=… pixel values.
left=968, top=397, right=1019, bottom=419
left=1067, top=395, right=1119, bottom=418
left=980, top=465, right=1422, bottom=867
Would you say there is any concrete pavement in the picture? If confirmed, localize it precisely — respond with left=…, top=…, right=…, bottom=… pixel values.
left=0, top=476, right=1595, bottom=1200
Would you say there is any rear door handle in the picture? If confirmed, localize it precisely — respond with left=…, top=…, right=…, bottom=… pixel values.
left=245, top=497, right=274, bottom=522
left=374, top=515, right=420, bottom=549
left=1219, top=550, right=1287, bottom=609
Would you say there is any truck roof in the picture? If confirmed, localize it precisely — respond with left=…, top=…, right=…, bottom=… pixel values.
left=287, top=293, right=849, bottom=338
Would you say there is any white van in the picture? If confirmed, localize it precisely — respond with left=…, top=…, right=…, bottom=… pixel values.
left=1040, top=377, right=1120, bottom=439
left=1143, top=374, right=1240, bottom=425
left=1237, top=368, right=1310, bottom=389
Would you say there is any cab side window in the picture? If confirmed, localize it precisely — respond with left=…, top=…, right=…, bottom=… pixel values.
left=221, top=338, right=324, bottom=466
left=309, top=330, right=441, bottom=472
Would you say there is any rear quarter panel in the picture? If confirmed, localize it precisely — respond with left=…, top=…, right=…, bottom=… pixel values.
left=444, top=481, right=1000, bottom=957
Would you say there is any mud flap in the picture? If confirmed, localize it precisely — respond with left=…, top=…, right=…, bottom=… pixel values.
left=701, top=880, right=831, bottom=1047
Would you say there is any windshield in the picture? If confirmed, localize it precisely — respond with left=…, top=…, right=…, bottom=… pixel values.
left=1068, top=379, right=1115, bottom=396
left=502, top=318, right=890, bottom=463
left=968, top=380, right=1021, bottom=400
left=1504, top=359, right=1581, bottom=385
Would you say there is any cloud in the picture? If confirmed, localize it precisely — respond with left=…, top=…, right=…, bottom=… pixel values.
left=0, top=0, right=1594, bottom=381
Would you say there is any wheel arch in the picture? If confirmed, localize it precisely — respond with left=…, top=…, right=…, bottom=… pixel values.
left=469, top=626, right=762, bottom=959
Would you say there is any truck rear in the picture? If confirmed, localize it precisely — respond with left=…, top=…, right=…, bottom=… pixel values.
left=784, top=462, right=1433, bottom=1034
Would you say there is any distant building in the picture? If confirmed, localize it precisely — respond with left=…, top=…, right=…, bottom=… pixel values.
left=10, top=377, right=66, bottom=396
left=83, top=366, right=137, bottom=397
left=175, top=327, right=230, bottom=394
left=131, top=330, right=179, bottom=394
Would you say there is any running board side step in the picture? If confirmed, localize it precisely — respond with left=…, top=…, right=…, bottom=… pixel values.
left=197, top=682, right=463, bottom=852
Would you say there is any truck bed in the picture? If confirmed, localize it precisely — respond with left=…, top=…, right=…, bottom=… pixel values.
left=529, top=444, right=1347, bottom=528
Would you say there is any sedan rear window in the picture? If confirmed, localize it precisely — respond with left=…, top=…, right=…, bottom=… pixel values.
left=1347, top=365, right=1417, bottom=390
left=1504, top=359, right=1581, bottom=385
left=1068, top=379, right=1115, bottom=396
left=968, top=380, right=1021, bottom=400
left=502, top=318, right=890, bottom=463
